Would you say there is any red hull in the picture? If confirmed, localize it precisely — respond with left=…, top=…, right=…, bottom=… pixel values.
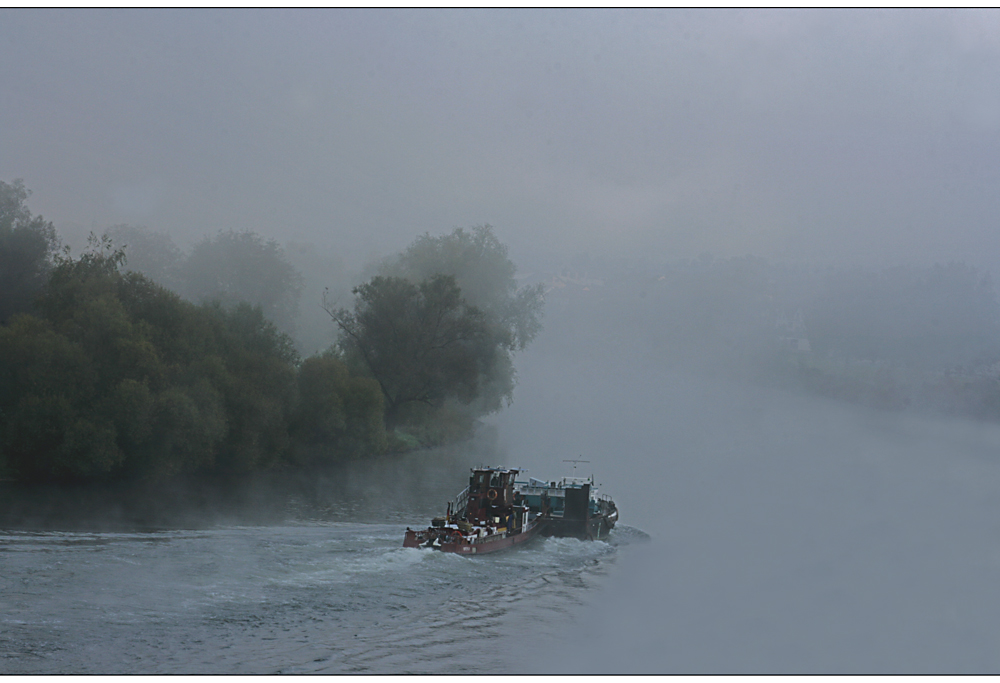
left=403, top=519, right=547, bottom=555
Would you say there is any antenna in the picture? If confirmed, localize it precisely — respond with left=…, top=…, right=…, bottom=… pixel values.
left=562, top=458, right=590, bottom=473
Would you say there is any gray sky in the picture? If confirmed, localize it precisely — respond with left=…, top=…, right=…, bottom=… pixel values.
left=3, top=9, right=1000, bottom=268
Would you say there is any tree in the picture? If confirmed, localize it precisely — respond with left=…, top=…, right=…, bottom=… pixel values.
left=380, top=225, right=543, bottom=351
left=0, top=235, right=301, bottom=482
left=206, top=301, right=299, bottom=473
left=290, top=352, right=386, bottom=463
left=103, top=224, right=183, bottom=292
left=180, top=229, right=304, bottom=336
left=0, top=179, right=60, bottom=324
left=0, top=314, right=122, bottom=480
left=327, top=274, right=496, bottom=427
left=374, top=225, right=544, bottom=415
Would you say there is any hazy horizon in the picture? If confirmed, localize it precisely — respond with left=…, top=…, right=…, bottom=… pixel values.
left=4, top=9, right=1000, bottom=273
left=6, top=10, right=1000, bottom=674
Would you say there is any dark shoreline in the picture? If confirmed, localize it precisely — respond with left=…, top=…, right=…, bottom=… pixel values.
left=0, top=436, right=495, bottom=533
left=0, top=471, right=303, bottom=532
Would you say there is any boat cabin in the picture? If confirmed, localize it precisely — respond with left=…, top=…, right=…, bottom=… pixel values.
left=404, top=465, right=551, bottom=553
left=459, top=467, right=526, bottom=531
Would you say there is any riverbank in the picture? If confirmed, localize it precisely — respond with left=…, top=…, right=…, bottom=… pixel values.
left=0, top=435, right=497, bottom=532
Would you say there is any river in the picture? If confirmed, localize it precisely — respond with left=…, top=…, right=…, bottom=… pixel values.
left=5, top=339, right=1000, bottom=673
left=0, top=441, right=647, bottom=675
left=1, top=522, right=645, bottom=674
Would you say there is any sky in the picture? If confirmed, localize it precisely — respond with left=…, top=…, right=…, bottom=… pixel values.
left=3, top=9, right=1000, bottom=270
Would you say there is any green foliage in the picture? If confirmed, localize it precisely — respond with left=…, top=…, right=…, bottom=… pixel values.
left=387, top=401, right=477, bottom=449
left=360, top=225, right=544, bottom=425
left=0, top=314, right=123, bottom=480
left=386, top=429, right=422, bottom=452
left=291, top=353, right=386, bottom=463
left=381, top=225, right=543, bottom=352
left=141, top=382, right=226, bottom=478
left=2, top=191, right=537, bottom=479
left=208, top=304, right=298, bottom=474
left=180, top=229, right=305, bottom=336
left=0, top=237, right=311, bottom=482
left=330, top=274, right=497, bottom=426
left=0, top=179, right=60, bottom=324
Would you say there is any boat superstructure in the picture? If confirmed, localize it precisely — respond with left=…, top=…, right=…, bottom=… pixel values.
left=403, top=466, right=548, bottom=554
left=514, top=475, right=618, bottom=540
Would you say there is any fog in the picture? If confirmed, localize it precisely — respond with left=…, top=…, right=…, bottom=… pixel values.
left=5, top=9, right=1000, bottom=268
left=6, top=8, right=1000, bottom=673
left=497, top=329, right=1000, bottom=672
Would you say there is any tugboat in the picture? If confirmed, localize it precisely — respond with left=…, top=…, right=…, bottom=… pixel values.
left=514, top=474, right=618, bottom=541
left=403, top=466, right=549, bottom=554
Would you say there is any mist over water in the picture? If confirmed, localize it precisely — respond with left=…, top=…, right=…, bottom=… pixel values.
left=0, top=441, right=634, bottom=674
left=6, top=292, right=1000, bottom=673
left=495, top=332, right=1000, bottom=673
left=5, top=8, right=1000, bottom=674
left=1, top=523, right=626, bottom=674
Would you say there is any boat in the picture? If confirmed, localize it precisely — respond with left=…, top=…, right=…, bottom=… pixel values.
left=514, top=474, right=618, bottom=540
left=403, top=466, right=549, bottom=554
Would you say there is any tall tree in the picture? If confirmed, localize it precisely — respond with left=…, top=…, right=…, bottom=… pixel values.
left=0, top=179, right=60, bottom=324
left=380, top=225, right=543, bottom=352
left=375, top=225, right=544, bottom=415
left=180, top=229, right=304, bottom=336
left=103, top=224, right=184, bottom=292
left=327, top=274, right=495, bottom=426
left=290, top=352, right=387, bottom=463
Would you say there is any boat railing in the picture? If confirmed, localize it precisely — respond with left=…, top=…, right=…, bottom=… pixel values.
left=453, top=485, right=470, bottom=517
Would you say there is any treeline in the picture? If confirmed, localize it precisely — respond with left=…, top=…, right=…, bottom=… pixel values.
left=546, top=252, right=1000, bottom=419
left=100, top=224, right=305, bottom=339
left=551, top=252, right=1000, bottom=370
left=0, top=180, right=542, bottom=483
